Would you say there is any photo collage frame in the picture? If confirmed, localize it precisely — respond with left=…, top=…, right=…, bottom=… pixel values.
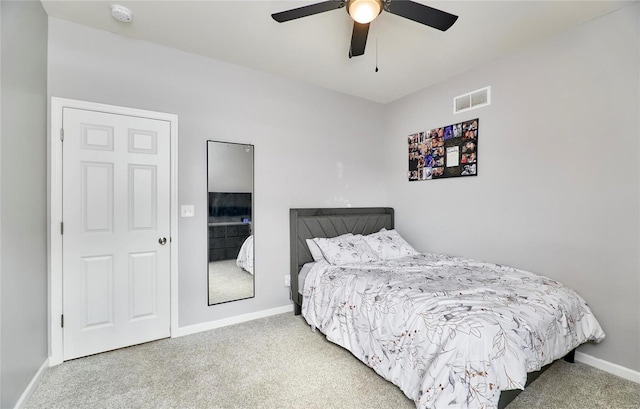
left=408, top=118, right=478, bottom=181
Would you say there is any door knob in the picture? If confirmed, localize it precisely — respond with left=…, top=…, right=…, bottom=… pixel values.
left=159, top=237, right=167, bottom=245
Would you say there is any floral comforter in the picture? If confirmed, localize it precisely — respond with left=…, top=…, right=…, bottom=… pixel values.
left=302, top=253, right=605, bottom=409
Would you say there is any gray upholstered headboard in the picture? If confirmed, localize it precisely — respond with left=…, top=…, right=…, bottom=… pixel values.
left=289, top=207, right=394, bottom=312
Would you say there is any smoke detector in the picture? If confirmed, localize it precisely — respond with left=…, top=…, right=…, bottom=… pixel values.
left=111, top=5, right=133, bottom=23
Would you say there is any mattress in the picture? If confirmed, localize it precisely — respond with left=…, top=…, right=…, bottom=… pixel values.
left=298, top=262, right=315, bottom=295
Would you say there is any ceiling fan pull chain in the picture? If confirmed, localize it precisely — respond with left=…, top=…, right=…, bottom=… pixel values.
left=375, top=35, right=379, bottom=72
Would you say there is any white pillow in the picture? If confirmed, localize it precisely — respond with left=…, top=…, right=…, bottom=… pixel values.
left=363, top=229, right=419, bottom=260
left=306, top=233, right=352, bottom=262
left=313, top=235, right=379, bottom=266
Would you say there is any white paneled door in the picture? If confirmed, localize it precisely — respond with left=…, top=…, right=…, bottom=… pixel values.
left=62, top=108, right=171, bottom=360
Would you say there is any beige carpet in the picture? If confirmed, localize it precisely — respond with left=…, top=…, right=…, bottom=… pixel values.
left=26, top=313, right=640, bottom=409
left=208, top=260, right=254, bottom=305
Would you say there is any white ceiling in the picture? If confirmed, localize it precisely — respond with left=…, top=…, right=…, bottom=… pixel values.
left=41, top=1, right=633, bottom=103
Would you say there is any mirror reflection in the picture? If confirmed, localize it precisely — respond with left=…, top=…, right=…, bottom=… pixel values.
left=207, top=141, right=254, bottom=305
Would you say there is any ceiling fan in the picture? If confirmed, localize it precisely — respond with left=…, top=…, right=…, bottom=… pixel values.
left=272, top=0, right=458, bottom=58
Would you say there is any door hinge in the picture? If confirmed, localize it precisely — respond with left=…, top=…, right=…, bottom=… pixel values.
left=60, top=128, right=64, bottom=141
left=60, top=222, right=64, bottom=235
left=61, top=314, right=64, bottom=328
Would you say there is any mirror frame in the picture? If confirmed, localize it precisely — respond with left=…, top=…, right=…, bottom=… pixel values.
left=206, top=140, right=255, bottom=306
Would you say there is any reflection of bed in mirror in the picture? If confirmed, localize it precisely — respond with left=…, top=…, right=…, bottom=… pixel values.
left=236, top=235, right=254, bottom=274
left=207, top=141, right=255, bottom=305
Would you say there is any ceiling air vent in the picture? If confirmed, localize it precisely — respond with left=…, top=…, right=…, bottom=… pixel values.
left=454, top=86, right=491, bottom=114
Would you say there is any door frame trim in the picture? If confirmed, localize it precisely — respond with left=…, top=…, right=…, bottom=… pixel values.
left=49, top=97, right=179, bottom=365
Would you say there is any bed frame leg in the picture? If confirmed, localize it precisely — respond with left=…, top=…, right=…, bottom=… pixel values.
left=564, top=349, right=576, bottom=363
left=294, top=303, right=301, bottom=316
left=310, top=325, right=316, bottom=333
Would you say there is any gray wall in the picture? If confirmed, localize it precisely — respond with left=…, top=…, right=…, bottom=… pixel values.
left=48, top=18, right=387, bottom=327
left=384, top=4, right=640, bottom=371
left=0, top=1, right=49, bottom=407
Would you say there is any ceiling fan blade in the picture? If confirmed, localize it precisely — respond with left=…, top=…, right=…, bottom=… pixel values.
left=272, top=1, right=345, bottom=23
left=349, top=22, right=370, bottom=58
left=385, top=1, right=458, bottom=31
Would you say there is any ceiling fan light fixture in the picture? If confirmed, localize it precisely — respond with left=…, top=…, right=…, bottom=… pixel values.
left=347, top=0, right=382, bottom=24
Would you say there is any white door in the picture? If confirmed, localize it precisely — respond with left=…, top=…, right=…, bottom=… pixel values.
left=62, top=107, right=171, bottom=360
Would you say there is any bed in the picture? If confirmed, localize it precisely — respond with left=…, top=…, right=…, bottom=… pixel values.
left=236, top=235, right=254, bottom=275
left=289, top=207, right=605, bottom=409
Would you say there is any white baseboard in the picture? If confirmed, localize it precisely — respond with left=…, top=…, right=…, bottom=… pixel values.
left=14, top=358, right=49, bottom=409
left=575, top=351, right=640, bottom=383
left=173, top=304, right=294, bottom=338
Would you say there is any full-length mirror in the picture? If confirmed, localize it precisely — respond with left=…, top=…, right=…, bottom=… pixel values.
left=207, top=141, right=254, bottom=305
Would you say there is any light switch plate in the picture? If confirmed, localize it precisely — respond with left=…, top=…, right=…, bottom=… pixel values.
left=181, top=205, right=195, bottom=217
